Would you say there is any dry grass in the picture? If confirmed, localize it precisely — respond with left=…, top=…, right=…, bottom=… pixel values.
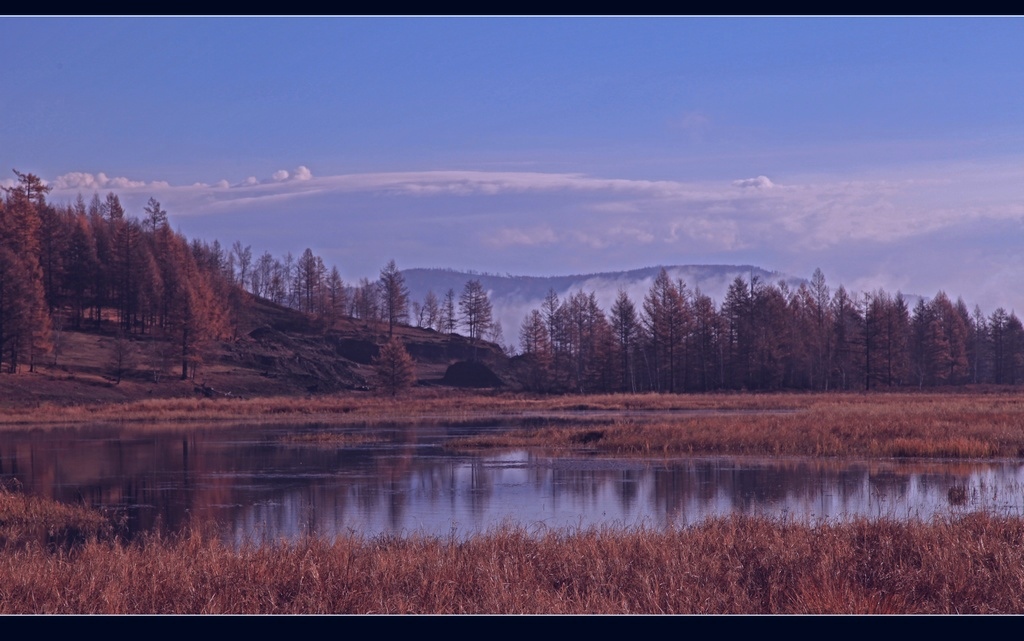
left=450, top=392, right=1024, bottom=459
left=0, top=484, right=115, bottom=550
left=2, top=500, right=1023, bottom=613
left=4, top=391, right=1024, bottom=459
left=0, top=389, right=804, bottom=428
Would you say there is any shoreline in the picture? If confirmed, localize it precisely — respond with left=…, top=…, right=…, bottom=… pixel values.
left=2, top=390, right=1022, bottom=460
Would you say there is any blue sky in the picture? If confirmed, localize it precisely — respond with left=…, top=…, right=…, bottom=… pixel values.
left=4, top=17, right=1024, bottom=313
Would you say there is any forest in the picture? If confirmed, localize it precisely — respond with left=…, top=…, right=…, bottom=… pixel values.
left=1, top=169, right=1022, bottom=396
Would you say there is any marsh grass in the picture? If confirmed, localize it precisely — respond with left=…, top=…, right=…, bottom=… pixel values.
left=2, top=493, right=1024, bottom=614
left=448, top=392, right=1024, bottom=459
left=0, top=483, right=115, bottom=551
left=0, top=390, right=802, bottom=428
left=6, top=391, right=1024, bottom=459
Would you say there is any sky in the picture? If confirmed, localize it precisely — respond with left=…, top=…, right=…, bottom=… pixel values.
left=3, top=16, right=1024, bottom=314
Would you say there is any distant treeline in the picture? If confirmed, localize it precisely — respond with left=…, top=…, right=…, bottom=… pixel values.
left=515, top=268, right=1023, bottom=393
left=2, top=170, right=1021, bottom=392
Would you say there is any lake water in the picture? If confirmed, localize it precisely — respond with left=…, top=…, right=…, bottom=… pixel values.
left=2, top=422, right=1023, bottom=542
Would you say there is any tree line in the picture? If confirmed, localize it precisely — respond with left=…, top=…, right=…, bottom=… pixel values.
left=515, top=267, right=1024, bottom=393
left=0, top=172, right=234, bottom=379
left=0, top=170, right=500, bottom=387
left=4, top=169, right=1022, bottom=394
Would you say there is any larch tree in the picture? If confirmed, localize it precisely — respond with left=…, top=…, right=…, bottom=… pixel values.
left=379, top=259, right=409, bottom=337
left=295, top=248, right=323, bottom=315
left=0, top=172, right=52, bottom=373
left=373, top=336, right=416, bottom=397
left=325, top=266, right=347, bottom=328
left=610, top=289, right=639, bottom=392
left=519, top=309, right=552, bottom=391
left=459, top=279, right=493, bottom=351
left=643, top=268, right=688, bottom=393
left=442, top=288, right=457, bottom=337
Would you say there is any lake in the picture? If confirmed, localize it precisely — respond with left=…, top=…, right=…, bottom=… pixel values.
left=2, top=422, right=1022, bottom=542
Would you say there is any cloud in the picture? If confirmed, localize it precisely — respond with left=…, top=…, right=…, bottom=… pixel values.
left=52, top=171, right=151, bottom=190
left=40, top=160, right=1024, bottom=261
left=733, top=175, right=775, bottom=189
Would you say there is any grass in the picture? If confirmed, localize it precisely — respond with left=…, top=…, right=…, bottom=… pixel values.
left=5, top=392, right=1024, bottom=613
left=2, top=491, right=1023, bottom=614
left=0, top=389, right=802, bottom=428
left=0, top=483, right=115, bottom=550
left=5, top=390, right=1024, bottom=459
left=446, top=392, right=1024, bottom=459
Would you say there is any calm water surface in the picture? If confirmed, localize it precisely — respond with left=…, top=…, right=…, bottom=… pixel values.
left=2, top=422, right=1022, bottom=542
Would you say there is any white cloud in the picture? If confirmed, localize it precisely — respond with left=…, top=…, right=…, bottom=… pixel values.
left=52, top=171, right=152, bottom=190
left=53, top=172, right=102, bottom=189
left=106, top=176, right=147, bottom=188
left=733, top=175, right=775, bottom=189
left=39, top=160, right=1024, bottom=263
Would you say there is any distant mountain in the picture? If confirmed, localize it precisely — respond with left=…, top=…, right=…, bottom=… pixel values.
left=403, top=265, right=806, bottom=350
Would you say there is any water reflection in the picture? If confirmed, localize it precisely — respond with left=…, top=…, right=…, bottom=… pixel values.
left=1, top=423, right=1022, bottom=542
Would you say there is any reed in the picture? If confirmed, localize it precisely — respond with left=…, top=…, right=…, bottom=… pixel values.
left=449, top=392, right=1024, bottom=459
left=2, top=503, right=1023, bottom=613
left=0, top=390, right=806, bottom=428
left=0, top=484, right=114, bottom=550
left=5, top=391, right=1024, bottom=458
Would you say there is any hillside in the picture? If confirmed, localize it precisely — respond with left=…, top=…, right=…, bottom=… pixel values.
left=0, top=296, right=511, bottom=408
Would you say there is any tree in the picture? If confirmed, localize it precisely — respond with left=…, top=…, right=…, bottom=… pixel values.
left=830, top=285, right=863, bottom=390
left=459, top=279, right=493, bottom=350
left=644, top=269, right=689, bottom=392
left=143, top=197, right=167, bottom=232
left=231, top=240, right=252, bottom=289
left=519, top=309, right=552, bottom=391
left=610, top=289, right=639, bottom=392
left=103, top=191, right=125, bottom=221
left=325, top=266, right=347, bottom=327
left=442, top=288, right=457, bottom=337
left=353, top=277, right=381, bottom=325
left=373, top=336, right=416, bottom=397
left=0, top=172, right=52, bottom=372
left=295, top=248, right=323, bottom=314
left=379, top=259, right=409, bottom=337
left=689, top=288, right=722, bottom=392
left=419, top=290, right=441, bottom=330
